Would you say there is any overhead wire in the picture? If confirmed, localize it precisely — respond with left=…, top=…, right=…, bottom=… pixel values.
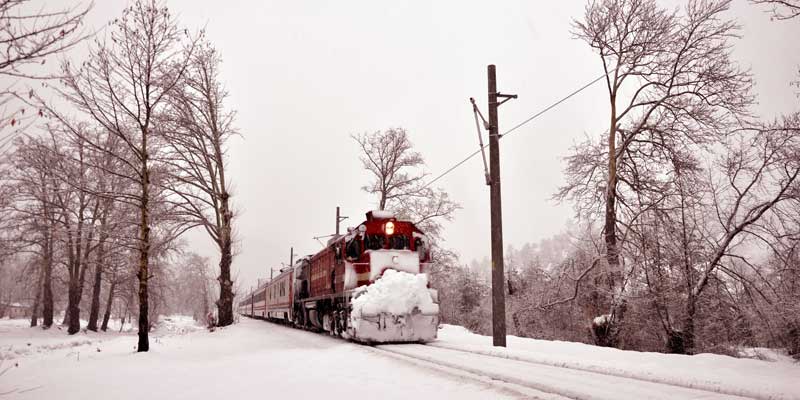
left=421, top=69, right=613, bottom=190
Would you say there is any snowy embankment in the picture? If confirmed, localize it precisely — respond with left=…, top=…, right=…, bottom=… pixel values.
left=435, top=325, right=800, bottom=400
left=0, top=316, right=200, bottom=361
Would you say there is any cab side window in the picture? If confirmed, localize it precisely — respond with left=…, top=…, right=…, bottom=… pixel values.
left=346, top=237, right=361, bottom=259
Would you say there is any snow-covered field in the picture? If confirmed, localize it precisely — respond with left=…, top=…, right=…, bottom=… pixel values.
left=429, top=325, right=800, bottom=400
left=1, top=317, right=797, bottom=400
left=0, top=317, right=518, bottom=399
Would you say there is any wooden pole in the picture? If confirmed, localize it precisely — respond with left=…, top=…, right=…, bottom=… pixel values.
left=487, top=64, right=506, bottom=347
left=336, top=206, right=340, bottom=236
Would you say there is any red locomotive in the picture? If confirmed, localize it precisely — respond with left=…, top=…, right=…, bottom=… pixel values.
left=238, top=210, right=440, bottom=343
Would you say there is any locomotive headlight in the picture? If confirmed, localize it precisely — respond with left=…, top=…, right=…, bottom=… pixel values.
left=384, top=221, right=395, bottom=235
left=392, top=255, right=399, bottom=264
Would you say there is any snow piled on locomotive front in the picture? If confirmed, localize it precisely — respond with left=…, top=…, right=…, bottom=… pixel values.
left=351, top=269, right=439, bottom=318
left=347, top=269, right=439, bottom=343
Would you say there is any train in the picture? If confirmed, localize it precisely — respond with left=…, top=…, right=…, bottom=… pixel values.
left=238, top=210, right=440, bottom=343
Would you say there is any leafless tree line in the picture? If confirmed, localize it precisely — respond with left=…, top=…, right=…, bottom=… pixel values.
left=421, top=0, right=799, bottom=358
left=0, top=0, right=239, bottom=352
left=547, top=0, right=800, bottom=355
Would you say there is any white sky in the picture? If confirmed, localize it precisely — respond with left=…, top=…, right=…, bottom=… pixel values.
left=42, top=1, right=800, bottom=289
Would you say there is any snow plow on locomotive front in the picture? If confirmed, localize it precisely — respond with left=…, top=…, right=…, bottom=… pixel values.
left=292, top=210, right=440, bottom=343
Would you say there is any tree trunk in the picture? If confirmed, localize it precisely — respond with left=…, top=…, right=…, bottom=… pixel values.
left=201, top=281, right=209, bottom=322
left=666, top=328, right=687, bottom=354
left=67, top=277, right=81, bottom=334
left=30, top=266, right=44, bottom=327
left=596, top=97, right=622, bottom=348
left=42, top=234, right=54, bottom=328
left=137, top=146, right=151, bottom=352
left=683, top=296, right=697, bottom=355
left=87, top=261, right=103, bottom=331
left=216, top=193, right=234, bottom=327
left=88, top=228, right=107, bottom=332
left=512, top=311, right=522, bottom=336
left=604, top=100, right=620, bottom=285
left=101, top=281, right=115, bottom=332
left=61, top=308, right=69, bottom=326
left=65, top=252, right=91, bottom=334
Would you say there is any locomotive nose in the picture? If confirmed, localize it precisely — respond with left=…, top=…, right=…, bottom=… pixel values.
left=367, top=250, right=421, bottom=282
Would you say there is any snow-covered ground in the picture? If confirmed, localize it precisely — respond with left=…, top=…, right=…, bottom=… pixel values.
left=1, top=317, right=797, bottom=400
left=428, top=325, right=800, bottom=400
left=0, top=318, right=519, bottom=399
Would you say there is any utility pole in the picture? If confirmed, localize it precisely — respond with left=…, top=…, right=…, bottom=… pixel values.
left=290, top=247, right=294, bottom=266
left=487, top=64, right=515, bottom=347
left=335, top=206, right=348, bottom=236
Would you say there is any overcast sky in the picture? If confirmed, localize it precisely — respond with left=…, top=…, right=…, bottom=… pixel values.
left=64, top=1, right=800, bottom=289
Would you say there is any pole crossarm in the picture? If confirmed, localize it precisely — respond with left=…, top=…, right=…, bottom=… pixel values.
left=496, top=92, right=518, bottom=108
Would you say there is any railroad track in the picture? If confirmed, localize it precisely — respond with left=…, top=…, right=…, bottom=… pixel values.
left=370, top=343, right=755, bottom=400
left=252, top=317, right=761, bottom=400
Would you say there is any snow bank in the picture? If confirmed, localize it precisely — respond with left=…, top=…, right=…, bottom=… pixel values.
left=0, top=319, right=124, bottom=360
left=154, top=315, right=204, bottom=335
left=350, top=270, right=438, bottom=318
left=436, top=324, right=800, bottom=400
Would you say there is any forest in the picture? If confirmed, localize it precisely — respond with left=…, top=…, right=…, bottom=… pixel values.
left=0, top=0, right=798, bottom=361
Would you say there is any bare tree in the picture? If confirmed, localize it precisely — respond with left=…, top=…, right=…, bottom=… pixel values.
left=169, top=252, right=213, bottom=322
left=51, top=0, right=197, bottom=351
left=162, top=42, right=237, bottom=327
left=689, top=122, right=800, bottom=350
left=37, top=124, right=126, bottom=335
left=565, top=0, right=754, bottom=346
left=86, top=135, right=132, bottom=332
left=0, top=0, right=90, bottom=148
left=352, top=128, right=425, bottom=211
left=751, top=0, right=800, bottom=19
left=0, top=1, right=90, bottom=78
left=5, top=134, right=61, bottom=328
left=352, top=127, right=459, bottom=241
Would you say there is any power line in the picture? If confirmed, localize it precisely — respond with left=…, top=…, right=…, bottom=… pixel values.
left=422, top=70, right=611, bottom=190
left=501, top=72, right=610, bottom=139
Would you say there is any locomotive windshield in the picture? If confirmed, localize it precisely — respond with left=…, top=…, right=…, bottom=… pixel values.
left=350, top=233, right=413, bottom=253
left=365, top=234, right=385, bottom=250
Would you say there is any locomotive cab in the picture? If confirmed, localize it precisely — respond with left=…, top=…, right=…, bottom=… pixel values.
left=346, top=211, right=431, bottom=257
